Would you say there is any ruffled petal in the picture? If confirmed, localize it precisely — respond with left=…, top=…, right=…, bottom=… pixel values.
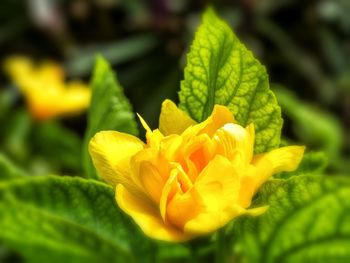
left=169, top=155, right=241, bottom=234
left=159, top=165, right=193, bottom=222
left=89, top=131, right=144, bottom=192
left=116, top=184, right=191, bottom=242
left=198, top=105, right=235, bottom=137
left=252, top=145, right=305, bottom=188
left=159, top=99, right=196, bottom=135
left=214, top=123, right=255, bottom=164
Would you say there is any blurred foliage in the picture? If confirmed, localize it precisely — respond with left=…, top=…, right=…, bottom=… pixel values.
left=0, top=0, right=350, bottom=262
left=0, top=153, right=27, bottom=181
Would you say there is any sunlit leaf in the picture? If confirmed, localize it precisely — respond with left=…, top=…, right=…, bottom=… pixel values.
left=234, top=175, right=350, bottom=262
left=179, top=8, right=282, bottom=153
left=0, top=176, right=150, bottom=262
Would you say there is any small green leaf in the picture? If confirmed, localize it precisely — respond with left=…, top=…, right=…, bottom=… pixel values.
left=179, top=8, right=282, bottom=153
left=0, top=176, right=150, bottom=262
left=276, top=151, right=328, bottom=179
left=0, top=153, right=26, bottom=181
left=233, top=175, right=350, bottom=262
left=83, top=56, right=138, bottom=179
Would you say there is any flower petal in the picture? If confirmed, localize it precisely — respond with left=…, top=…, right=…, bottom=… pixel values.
left=166, top=155, right=241, bottom=235
left=4, top=56, right=33, bottom=89
left=61, top=81, right=91, bottom=113
left=252, top=145, right=305, bottom=188
left=184, top=155, right=241, bottom=234
left=245, top=206, right=269, bottom=216
left=139, top=161, right=166, bottom=203
left=214, top=123, right=255, bottom=164
left=89, top=131, right=144, bottom=192
left=116, top=184, right=191, bottom=242
left=159, top=99, right=196, bottom=135
left=237, top=174, right=256, bottom=208
left=137, top=113, right=164, bottom=148
left=198, top=105, right=235, bottom=137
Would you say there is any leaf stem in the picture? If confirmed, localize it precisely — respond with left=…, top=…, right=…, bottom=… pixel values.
left=215, top=228, right=226, bottom=263
left=189, top=240, right=200, bottom=263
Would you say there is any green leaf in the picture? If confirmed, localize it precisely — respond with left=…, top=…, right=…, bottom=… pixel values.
left=0, top=153, right=26, bottom=181
left=179, top=8, right=282, bottom=153
left=0, top=176, right=150, bottom=262
left=233, top=175, right=350, bottom=262
left=276, top=151, right=328, bottom=179
left=83, top=56, right=138, bottom=179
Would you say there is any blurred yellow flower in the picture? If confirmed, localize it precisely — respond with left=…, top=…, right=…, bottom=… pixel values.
left=89, top=99, right=304, bottom=242
left=4, top=56, right=90, bottom=120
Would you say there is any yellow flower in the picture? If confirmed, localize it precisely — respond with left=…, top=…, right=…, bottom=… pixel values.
left=4, top=56, right=90, bottom=120
left=89, top=99, right=304, bottom=242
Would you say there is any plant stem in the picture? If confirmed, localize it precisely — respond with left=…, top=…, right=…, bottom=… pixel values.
left=215, top=229, right=226, bottom=263
left=189, top=245, right=199, bottom=263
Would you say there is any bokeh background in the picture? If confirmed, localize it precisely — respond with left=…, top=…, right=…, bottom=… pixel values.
left=0, top=0, right=349, bottom=260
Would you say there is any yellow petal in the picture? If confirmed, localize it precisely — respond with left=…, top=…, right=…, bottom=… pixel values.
left=137, top=113, right=152, bottom=134
left=5, top=56, right=90, bottom=119
left=245, top=206, right=269, bottom=216
left=252, top=145, right=305, bottom=188
left=214, top=123, right=255, bottom=164
left=89, top=131, right=144, bottom=192
left=130, top=147, right=169, bottom=186
left=159, top=134, right=183, bottom=160
left=159, top=99, right=196, bottom=135
left=159, top=170, right=179, bottom=222
left=137, top=113, right=164, bottom=148
left=254, top=146, right=305, bottom=173
left=159, top=165, right=193, bottom=222
left=166, top=155, right=241, bottom=235
left=182, top=155, right=240, bottom=234
left=184, top=205, right=244, bottom=235
left=3, top=56, right=33, bottom=88
left=116, top=184, right=191, bottom=242
left=164, top=185, right=202, bottom=231
left=37, top=61, right=64, bottom=85
left=237, top=174, right=256, bottom=208
left=62, top=81, right=91, bottom=112
left=183, top=133, right=216, bottom=181
left=198, top=105, right=235, bottom=137
left=139, top=161, right=166, bottom=203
